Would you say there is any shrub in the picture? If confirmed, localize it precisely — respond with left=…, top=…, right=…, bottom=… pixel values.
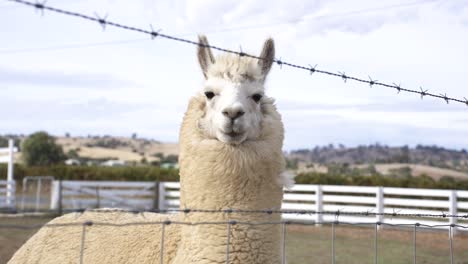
left=0, top=164, right=179, bottom=183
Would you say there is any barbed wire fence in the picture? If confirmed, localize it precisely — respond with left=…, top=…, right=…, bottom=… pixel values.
left=1, top=209, right=467, bottom=264
left=4, top=0, right=468, bottom=107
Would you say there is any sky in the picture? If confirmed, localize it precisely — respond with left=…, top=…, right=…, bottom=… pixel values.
left=0, top=0, right=467, bottom=150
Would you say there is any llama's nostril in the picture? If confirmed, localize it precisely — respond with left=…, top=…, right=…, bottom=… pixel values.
left=223, top=108, right=245, bottom=120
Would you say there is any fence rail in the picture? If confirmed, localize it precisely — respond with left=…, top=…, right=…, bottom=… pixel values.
left=50, top=180, right=158, bottom=211
left=0, top=139, right=16, bottom=209
left=0, top=180, right=16, bottom=208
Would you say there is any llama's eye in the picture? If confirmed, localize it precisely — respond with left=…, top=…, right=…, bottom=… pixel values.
left=204, top=91, right=215, bottom=100
left=252, top=94, right=262, bottom=103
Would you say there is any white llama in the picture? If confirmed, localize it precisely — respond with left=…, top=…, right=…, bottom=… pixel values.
left=9, top=35, right=290, bottom=264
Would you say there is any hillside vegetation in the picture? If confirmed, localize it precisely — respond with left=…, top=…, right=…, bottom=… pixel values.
left=2, top=134, right=468, bottom=188
left=0, top=134, right=178, bottom=164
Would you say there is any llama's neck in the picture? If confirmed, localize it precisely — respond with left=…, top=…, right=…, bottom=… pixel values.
left=172, top=95, right=285, bottom=264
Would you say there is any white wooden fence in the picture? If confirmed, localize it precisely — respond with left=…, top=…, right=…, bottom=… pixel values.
left=50, top=180, right=158, bottom=210
left=50, top=181, right=468, bottom=232
left=0, top=139, right=17, bottom=208
left=158, top=182, right=468, bottom=229
left=0, top=180, right=16, bottom=208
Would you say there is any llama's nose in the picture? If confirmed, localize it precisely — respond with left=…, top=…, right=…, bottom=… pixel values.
left=222, top=108, right=245, bottom=120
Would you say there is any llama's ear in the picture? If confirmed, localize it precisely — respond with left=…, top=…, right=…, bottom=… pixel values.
left=197, top=35, right=215, bottom=79
left=258, top=38, right=275, bottom=78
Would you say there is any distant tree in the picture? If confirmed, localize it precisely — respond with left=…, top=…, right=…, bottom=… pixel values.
left=67, top=149, right=80, bottom=159
left=152, top=153, right=164, bottom=159
left=285, top=158, right=298, bottom=169
left=22, top=131, right=66, bottom=166
left=131, top=133, right=138, bottom=139
left=163, top=155, right=179, bottom=163
left=65, top=132, right=70, bottom=138
left=150, top=160, right=160, bottom=166
left=140, top=157, right=147, bottom=164
left=0, top=137, right=21, bottom=149
left=0, top=137, right=8, bottom=148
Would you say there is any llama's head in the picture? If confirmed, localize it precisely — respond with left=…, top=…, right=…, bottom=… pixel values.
left=196, top=35, right=275, bottom=145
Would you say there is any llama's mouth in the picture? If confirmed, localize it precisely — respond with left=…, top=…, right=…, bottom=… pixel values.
left=218, top=130, right=247, bottom=144
left=226, top=131, right=243, bottom=138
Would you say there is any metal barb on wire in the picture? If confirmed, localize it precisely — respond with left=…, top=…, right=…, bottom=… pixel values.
left=34, top=0, right=46, bottom=16
left=390, top=208, right=401, bottom=221
left=440, top=93, right=449, bottom=104
left=441, top=211, right=447, bottom=218
left=94, top=12, right=108, bottom=31
left=419, top=87, right=428, bottom=99
left=393, top=83, right=402, bottom=94
left=365, top=209, right=374, bottom=216
left=334, top=209, right=343, bottom=222
left=276, top=58, right=283, bottom=69
left=308, top=64, right=318, bottom=75
left=149, top=24, right=161, bottom=39
left=238, top=45, right=245, bottom=57
left=338, top=71, right=348, bottom=83
left=464, top=97, right=468, bottom=106
left=368, top=76, right=378, bottom=88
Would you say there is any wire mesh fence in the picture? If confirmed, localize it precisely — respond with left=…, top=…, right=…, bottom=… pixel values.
left=1, top=209, right=468, bottom=264
left=2, top=179, right=468, bottom=262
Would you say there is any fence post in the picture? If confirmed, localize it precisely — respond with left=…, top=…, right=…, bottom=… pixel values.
left=158, top=182, right=166, bottom=211
left=95, top=185, right=100, bottom=209
left=21, top=178, right=27, bottom=211
left=449, top=190, right=457, bottom=237
left=315, top=185, right=323, bottom=224
left=50, top=181, right=59, bottom=210
left=376, top=187, right=384, bottom=225
left=59, top=175, right=63, bottom=215
left=6, top=139, right=14, bottom=207
left=153, top=181, right=160, bottom=210
left=35, top=177, right=42, bottom=212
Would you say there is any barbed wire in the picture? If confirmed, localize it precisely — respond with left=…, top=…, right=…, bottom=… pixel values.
left=5, top=0, right=468, bottom=107
left=9, top=208, right=468, bottom=219
left=1, top=219, right=467, bottom=230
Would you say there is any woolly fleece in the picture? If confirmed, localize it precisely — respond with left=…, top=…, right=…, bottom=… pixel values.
left=9, top=53, right=286, bottom=264
left=8, top=210, right=180, bottom=264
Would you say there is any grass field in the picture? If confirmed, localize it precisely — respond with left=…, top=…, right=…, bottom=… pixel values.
left=1, top=216, right=467, bottom=263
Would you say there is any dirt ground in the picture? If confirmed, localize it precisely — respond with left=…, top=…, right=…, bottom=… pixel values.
left=0, top=215, right=53, bottom=264
left=1, top=215, right=467, bottom=264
